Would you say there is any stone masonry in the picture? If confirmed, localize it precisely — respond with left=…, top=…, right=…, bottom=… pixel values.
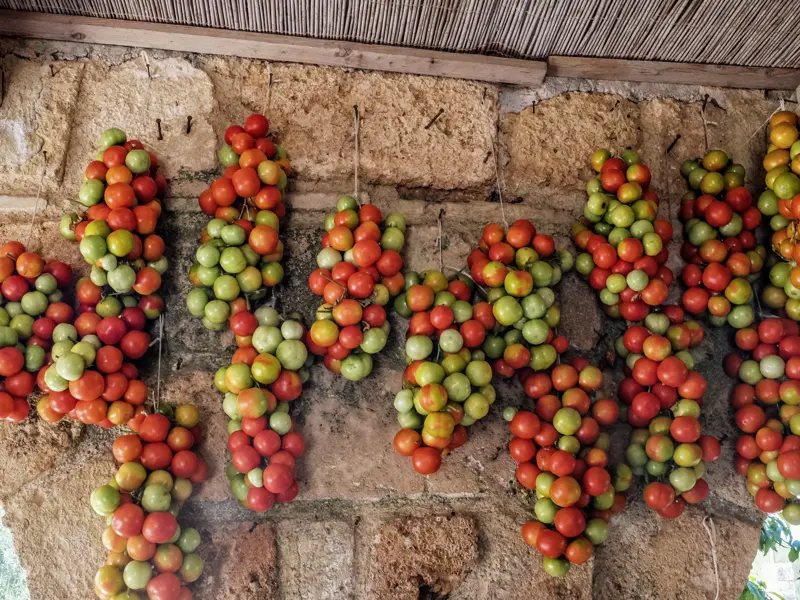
left=0, top=36, right=783, bottom=599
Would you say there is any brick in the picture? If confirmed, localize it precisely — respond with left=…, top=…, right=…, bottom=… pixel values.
left=60, top=57, right=217, bottom=209
left=3, top=442, right=114, bottom=599
left=199, top=57, right=499, bottom=194
left=278, top=519, right=355, bottom=599
left=593, top=502, right=759, bottom=600
left=368, top=515, right=479, bottom=600
left=0, top=57, right=83, bottom=199
left=194, top=522, right=279, bottom=600
left=500, top=92, right=641, bottom=213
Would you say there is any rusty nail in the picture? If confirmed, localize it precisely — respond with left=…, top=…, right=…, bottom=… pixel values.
left=424, top=108, right=445, bottom=130
left=186, top=116, right=192, bottom=134
left=156, top=118, right=163, bottom=141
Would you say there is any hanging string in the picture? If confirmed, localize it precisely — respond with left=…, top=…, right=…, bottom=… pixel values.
left=699, top=96, right=718, bottom=152
left=702, top=516, right=720, bottom=600
left=26, top=151, right=47, bottom=250
left=490, top=138, right=509, bottom=230
left=353, top=105, right=362, bottom=205
left=746, top=97, right=788, bottom=145
left=155, top=313, right=164, bottom=412
left=437, top=208, right=445, bottom=272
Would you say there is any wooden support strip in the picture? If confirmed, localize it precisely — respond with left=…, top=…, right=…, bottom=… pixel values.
left=0, top=10, right=547, bottom=86
left=548, top=56, right=800, bottom=90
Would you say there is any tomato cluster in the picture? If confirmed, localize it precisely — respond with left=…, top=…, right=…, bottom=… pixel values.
left=463, top=220, right=572, bottom=375
left=617, top=307, right=720, bottom=518
left=0, top=241, right=72, bottom=423
left=62, top=128, right=167, bottom=313
left=35, top=277, right=156, bottom=428
left=573, top=149, right=673, bottom=322
left=188, top=114, right=293, bottom=329
left=678, top=149, right=764, bottom=327
left=91, top=403, right=207, bottom=600
left=513, top=358, right=625, bottom=577
left=307, top=196, right=406, bottom=381
left=724, top=318, right=800, bottom=522
left=216, top=308, right=307, bottom=512
left=757, top=111, right=800, bottom=321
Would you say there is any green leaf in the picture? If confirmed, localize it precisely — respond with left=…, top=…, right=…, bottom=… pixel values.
left=789, top=547, right=799, bottom=562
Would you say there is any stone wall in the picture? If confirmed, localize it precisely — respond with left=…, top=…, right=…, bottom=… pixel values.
left=0, top=37, right=785, bottom=599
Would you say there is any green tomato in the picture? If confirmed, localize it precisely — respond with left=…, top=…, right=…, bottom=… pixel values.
left=125, top=149, right=150, bottom=173
left=220, top=247, right=247, bottom=274
left=107, top=265, right=136, bottom=293
left=406, top=335, right=433, bottom=361
left=269, top=411, right=292, bottom=435
left=123, top=561, right=152, bottom=591
left=381, top=228, right=405, bottom=251
left=79, top=179, right=105, bottom=207
left=56, top=353, right=85, bottom=381
left=317, top=247, right=342, bottom=269
left=218, top=144, right=240, bottom=167
left=80, top=235, right=107, bottom=263
left=20, top=291, right=47, bottom=316
left=276, top=339, right=308, bottom=370
left=204, top=299, right=230, bottom=324
left=24, top=344, right=45, bottom=371
left=221, top=224, right=247, bottom=246
left=100, top=127, right=127, bottom=149
left=360, top=327, right=387, bottom=354
left=90, top=484, right=121, bottom=516
left=253, top=325, right=283, bottom=354
left=186, top=288, right=209, bottom=317
left=255, top=306, right=281, bottom=326
left=534, top=497, right=558, bottom=524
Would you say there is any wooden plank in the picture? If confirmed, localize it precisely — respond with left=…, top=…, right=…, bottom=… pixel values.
left=548, top=56, right=800, bottom=90
left=0, top=10, right=547, bottom=86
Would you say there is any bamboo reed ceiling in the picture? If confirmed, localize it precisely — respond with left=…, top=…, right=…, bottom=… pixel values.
left=2, top=0, right=800, bottom=68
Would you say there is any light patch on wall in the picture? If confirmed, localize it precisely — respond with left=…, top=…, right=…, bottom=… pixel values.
left=0, top=507, right=28, bottom=600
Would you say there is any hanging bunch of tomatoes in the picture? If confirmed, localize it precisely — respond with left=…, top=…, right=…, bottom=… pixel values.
left=390, top=219, right=572, bottom=474
left=755, top=111, right=800, bottom=321
left=91, top=403, right=208, bottom=600
left=216, top=306, right=306, bottom=511
left=572, top=149, right=673, bottom=321
left=461, top=220, right=573, bottom=375
left=616, top=306, right=720, bottom=518
left=0, top=241, right=72, bottom=423
left=724, top=318, right=800, bottom=523
left=306, top=196, right=406, bottom=382
left=678, top=149, right=763, bottom=328
left=35, top=128, right=169, bottom=428
left=514, top=357, right=626, bottom=577
left=187, top=114, right=293, bottom=330
left=62, top=127, right=167, bottom=317
left=391, top=275, right=495, bottom=474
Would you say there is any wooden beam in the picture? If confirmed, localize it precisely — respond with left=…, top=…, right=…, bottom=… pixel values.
left=548, top=56, right=800, bottom=90
left=0, top=10, right=546, bottom=86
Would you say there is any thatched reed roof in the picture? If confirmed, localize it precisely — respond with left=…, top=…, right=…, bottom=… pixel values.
left=2, top=0, right=799, bottom=68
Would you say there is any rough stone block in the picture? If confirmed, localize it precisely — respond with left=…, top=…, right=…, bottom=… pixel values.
left=500, top=92, right=641, bottom=205
left=278, top=519, right=355, bottom=600
left=297, top=365, right=425, bottom=500
left=199, top=57, right=499, bottom=193
left=3, top=443, right=114, bottom=599
left=593, top=502, right=759, bottom=600
left=455, top=505, right=591, bottom=599
left=0, top=57, right=83, bottom=198
left=0, top=418, right=83, bottom=501
left=60, top=57, right=217, bottom=208
left=368, top=515, right=479, bottom=600
left=194, top=522, right=279, bottom=599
